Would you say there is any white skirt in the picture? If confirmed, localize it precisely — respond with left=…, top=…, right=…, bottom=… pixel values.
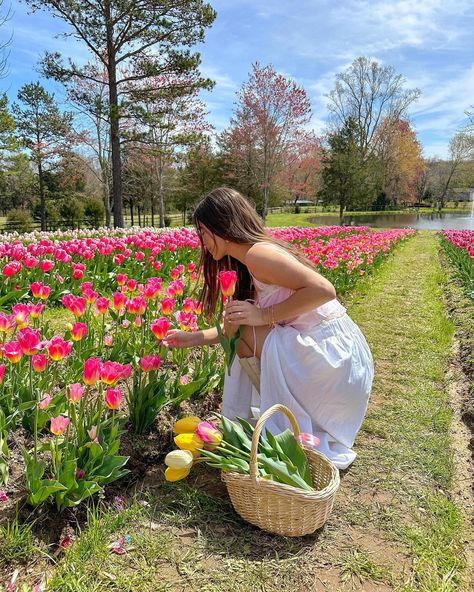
left=222, top=313, right=374, bottom=469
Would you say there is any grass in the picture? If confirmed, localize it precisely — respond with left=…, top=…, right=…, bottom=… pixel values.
left=2, top=231, right=471, bottom=591
left=0, top=517, right=38, bottom=566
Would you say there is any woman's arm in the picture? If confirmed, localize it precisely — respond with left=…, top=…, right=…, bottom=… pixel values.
left=226, top=243, right=336, bottom=326
left=164, top=326, right=220, bottom=348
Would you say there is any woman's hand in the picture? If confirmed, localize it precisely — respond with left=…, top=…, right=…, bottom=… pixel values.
left=162, top=330, right=199, bottom=349
left=225, top=300, right=266, bottom=327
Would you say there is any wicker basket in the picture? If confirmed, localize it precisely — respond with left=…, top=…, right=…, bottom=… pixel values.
left=221, top=404, right=340, bottom=537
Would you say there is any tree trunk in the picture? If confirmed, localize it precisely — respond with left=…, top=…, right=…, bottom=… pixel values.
left=138, top=205, right=141, bottom=227
left=130, top=203, right=134, bottom=227
left=158, top=157, right=165, bottom=228
left=106, top=11, right=123, bottom=228
left=339, top=201, right=345, bottom=225
left=38, top=160, right=46, bottom=231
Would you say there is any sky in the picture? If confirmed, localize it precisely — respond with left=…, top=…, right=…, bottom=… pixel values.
left=2, top=0, right=474, bottom=158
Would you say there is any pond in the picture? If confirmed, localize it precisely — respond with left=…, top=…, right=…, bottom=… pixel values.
left=308, top=211, right=474, bottom=230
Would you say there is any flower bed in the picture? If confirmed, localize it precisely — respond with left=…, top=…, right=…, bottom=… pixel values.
left=0, top=225, right=414, bottom=511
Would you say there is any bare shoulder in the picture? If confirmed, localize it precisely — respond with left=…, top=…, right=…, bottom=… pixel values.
left=245, top=242, right=302, bottom=285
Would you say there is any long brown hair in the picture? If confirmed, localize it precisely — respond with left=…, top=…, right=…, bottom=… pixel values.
left=193, top=187, right=309, bottom=318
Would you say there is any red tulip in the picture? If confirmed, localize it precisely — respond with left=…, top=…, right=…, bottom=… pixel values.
left=0, top=313, right=15, bottom=334
left=218, top=270, right=237, bottom=298
left=112, top=292, right=127, bottom=311
left=39, top=259, right=55, bottom=272
left=30, top=282, right=51, bottom=300
left=28, top=302, right=44, bottom=319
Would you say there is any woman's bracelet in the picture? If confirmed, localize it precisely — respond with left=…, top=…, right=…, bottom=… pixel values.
left=264, top=305, right=276, bottom=327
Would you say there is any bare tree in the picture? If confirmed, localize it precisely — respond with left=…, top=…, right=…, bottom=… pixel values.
left=327, top=57, right=420, bottom=158
left=0, top=0, right=12, bottom=79
left=436, top=132, right=474, bottom=209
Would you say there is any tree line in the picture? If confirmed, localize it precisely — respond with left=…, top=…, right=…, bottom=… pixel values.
left=0, top=1, right=473, bottom=232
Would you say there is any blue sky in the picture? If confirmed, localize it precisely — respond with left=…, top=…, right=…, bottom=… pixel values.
left=2, top=0, right=474, bottom=158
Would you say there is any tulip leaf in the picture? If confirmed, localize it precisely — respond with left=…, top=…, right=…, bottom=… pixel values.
left=256, top=453, right=313, bottom=491
left=27, top=480, right=68, bottom=506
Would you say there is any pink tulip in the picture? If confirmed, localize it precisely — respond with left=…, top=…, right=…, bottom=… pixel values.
left=160, top=298, right=175, bottom=315
left=0, top=364, right=5, bottom=383
left=105, top=387, right=122, bottom=410
left=71, top=323, right=88, bottom=342
left=297, top=433, right=321, bottom=448
left=32, top=354, right=48, bottom=372
left=48, top=336, right=73, bottom=361
left=83, top=357, right=101, bottom=385
left=39, top=259, right=55, bottom=272
left=94, top=297, right=109, bottom=315
left=17, top=328, right=41, bottom=355
left=3, top=342, right=22, bottom=364
left=39, top=393, right=52, bottom=409
left=195, top=421, right=222, bottom=445
left=150, top=317, right=171, bottom=340
left=67, top=383, right=85, bottom=404
left=28, top=302, right=44, bottom=319
left=100, top=360, right=126, bottom=385
left=50, top=415, right=70, bottom=436
left=139, top=355, right=162, bottom=372
left=0, top=313, right=15, bottom=334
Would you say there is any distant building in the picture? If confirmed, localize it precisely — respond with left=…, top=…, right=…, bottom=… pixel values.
left=452, top=188, right=474, bottom=202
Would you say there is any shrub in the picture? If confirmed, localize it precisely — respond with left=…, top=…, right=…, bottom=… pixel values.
left=84, top=197, right=105, bottom=228
left=5, top=208, right=35, bottom=233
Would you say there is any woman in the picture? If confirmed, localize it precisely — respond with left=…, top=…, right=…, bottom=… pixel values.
left=164, top=188, right=374, bottom=469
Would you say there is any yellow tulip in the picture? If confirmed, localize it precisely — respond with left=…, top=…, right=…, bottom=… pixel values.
left=165, top=449, right=194, bottom=470
left=174, top=432, right=204, bottom=452
left=173, top=416, right=202, bottom=434
left=165, top=466, right=191, bottom=482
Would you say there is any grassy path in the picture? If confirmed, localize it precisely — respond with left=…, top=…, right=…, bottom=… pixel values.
left=7, top=232, right=470, bottom=591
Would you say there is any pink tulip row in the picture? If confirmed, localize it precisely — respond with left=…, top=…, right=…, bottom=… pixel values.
left=441, top=230, right=474, bottom=258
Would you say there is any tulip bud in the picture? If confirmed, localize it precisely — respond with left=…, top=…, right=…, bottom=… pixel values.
left=173, top=416, right=201, bottom=434
left=195, top=421, right=223, bottom=446
left=164, top=449, right=194, bottom=470
left=174, top=432, right=204, bottom=453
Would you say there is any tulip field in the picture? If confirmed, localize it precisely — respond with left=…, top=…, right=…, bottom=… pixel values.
left=0, top=223, right=425, bottom=589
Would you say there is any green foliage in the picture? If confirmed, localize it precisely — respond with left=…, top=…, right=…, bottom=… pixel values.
left=318, top=117, right=377, bottom=216
left=58, top=194, right=85, bottom=228
left=5, top=207, right=34, bottom=233
left=84, top=197, right=105, bottom=228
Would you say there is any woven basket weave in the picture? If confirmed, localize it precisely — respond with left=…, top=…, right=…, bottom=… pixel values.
left=221, top=404, right=340, bottom=537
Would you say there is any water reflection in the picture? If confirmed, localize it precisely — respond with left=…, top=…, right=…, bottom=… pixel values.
left=308, top=211, right=474, bottom=230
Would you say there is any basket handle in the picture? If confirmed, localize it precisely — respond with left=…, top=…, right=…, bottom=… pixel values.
left=250, top=404, right=301, bottom=481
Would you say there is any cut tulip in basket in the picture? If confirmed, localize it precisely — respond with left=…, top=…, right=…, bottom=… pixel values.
left=165, top=404, right=340, bottom=537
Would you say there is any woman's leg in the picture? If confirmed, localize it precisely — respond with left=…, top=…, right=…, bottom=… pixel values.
left=237, top=324, right=272, bottom=359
